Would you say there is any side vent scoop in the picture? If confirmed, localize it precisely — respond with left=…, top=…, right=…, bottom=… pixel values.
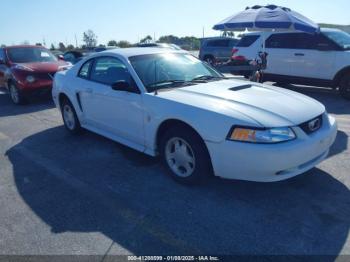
left=229, top=84, right=253, bottom=91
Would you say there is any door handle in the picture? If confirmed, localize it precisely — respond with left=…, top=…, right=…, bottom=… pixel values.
left=294, top=53, right=305, bottom=56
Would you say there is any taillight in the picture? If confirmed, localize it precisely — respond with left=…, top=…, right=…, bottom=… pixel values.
left=232, top=55, right=247, bottom=61
left=231, top=48, right=246, bottom=61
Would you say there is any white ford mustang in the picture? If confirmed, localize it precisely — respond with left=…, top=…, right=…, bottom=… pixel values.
left=52, top=48, right=337, bottom=184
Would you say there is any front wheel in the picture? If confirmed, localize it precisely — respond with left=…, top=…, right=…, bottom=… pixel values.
left=339, top=74, right=350, bottom=100
left=61, top=98, right=82, bottom=134
left=160, top=127, right=212, bottom=185
left=9, top=82, right=26, bottom=105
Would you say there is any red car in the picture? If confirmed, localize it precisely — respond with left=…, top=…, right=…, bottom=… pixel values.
left=0, top=45, right=71, bottom=104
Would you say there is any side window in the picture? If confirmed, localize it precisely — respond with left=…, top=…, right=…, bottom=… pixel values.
left=78, top=60, right=93, bottom=79
left=236, top=35, right=260, bottom=47
left=90, top=57, right=131, bottom=85
left=230, top=39, right=238, bottom=47
left=266, top=34, right=292, bottom=48
left=64, top=53, right=75, bottom=63
left=266, top=33, right=314, bottom=49
left=313, top=34, right=338, bottom=50
left=294, top=33, right=315, bottom=49
left=207, top=40, right=230, bottom=47
left=0, top=49, right=5, bottom=61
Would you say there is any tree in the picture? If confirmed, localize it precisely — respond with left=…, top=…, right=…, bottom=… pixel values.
left=35, top=43, right=42, bottom=46
left=158, top=35, right=179, bottom=44
left=117, top=40, right=131, bottom=48
left=108, top=40, right=118, bottom=46
left=1, top=44, right=6, bottom=48
left=83, top=30, right=98, bottom=48
left=50, top=44, right=55, bottom=50
left=21, top=40, right=30, bottom=45
left=58, top=42, right=66, bottom=51
left=222, top=31, right=235, bottom=37
left=140, top=35, right=152, bottom=44
left=67, top=44, right=75, bottom=50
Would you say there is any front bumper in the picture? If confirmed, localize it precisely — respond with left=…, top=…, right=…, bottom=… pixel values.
left=17, top=79, right=53, bottom=96
left=206, top=114, right=338, bottom=182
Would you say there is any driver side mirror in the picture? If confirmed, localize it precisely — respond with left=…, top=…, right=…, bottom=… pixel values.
left=111, top=81, right=134, bottom=92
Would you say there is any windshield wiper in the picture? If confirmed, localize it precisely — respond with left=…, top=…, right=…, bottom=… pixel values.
left=191, top=75, right=225, bottom=82
left=147, top=80, right=194, bottom=88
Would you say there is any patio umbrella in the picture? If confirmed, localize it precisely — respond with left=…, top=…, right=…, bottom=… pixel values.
left=213, top=5, right=320, bottom=50
left=213, top=5, right=319, bottom=33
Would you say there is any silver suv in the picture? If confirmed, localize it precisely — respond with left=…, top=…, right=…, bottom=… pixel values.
left=199, top=37, right=238, bottom=65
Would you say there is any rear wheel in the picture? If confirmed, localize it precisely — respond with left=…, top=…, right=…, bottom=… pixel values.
left=160, top=126, right=212, bottom=185
left=204, top=55, right=215, bottom=66
left=61, top=98, right=82, bottom=134
left=8, top=82, right=26, bottom=105
left=339, top=74, right=350, bottom=100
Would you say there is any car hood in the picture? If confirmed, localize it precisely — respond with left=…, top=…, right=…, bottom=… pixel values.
left=13, top=61, right=69, bottom=73
left=156, top=79, right=325, bottom=127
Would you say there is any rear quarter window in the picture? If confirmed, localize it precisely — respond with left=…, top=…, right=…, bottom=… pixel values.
left=207, top=40, right=230, bottom=47
left=236, top=35, right=260, bottom=47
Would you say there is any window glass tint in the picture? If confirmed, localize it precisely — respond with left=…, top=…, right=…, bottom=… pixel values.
left=90, top=57, right=130, bottom=85
left=0, top=49, right=4, bottom=61
left=266, top=33, right=317, bottom=49
left=230, top=39, right=239, bottom=46
left=314, top=34, right=338, bottom=50
left=236, top=35, right=260, bottom=47
left=79, top=60, right=93, bottom=78
left=322, top=31, right=350, bottom=50
left=7, top=47, right=57, bottom=63
left=64, top=53, right=75, bottom=62
left=129, top=53, right=222, bottom=92
left=207, top=40, right=230, bottom=47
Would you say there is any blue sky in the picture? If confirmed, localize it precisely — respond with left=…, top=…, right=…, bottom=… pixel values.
left=1, top=0, right=349, bottom=47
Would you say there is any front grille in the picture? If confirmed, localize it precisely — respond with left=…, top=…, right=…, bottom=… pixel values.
left=299, top=115, right=323, bottom=134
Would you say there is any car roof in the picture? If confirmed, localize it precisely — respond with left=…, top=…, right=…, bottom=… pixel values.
left=90, top=47, right=187, bottom=58
left=5, top=45, right=47, bottom=49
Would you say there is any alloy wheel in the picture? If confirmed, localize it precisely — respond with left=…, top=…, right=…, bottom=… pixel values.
left=165, top=137, right=196, bottom=177
left=63, top=104, right=76, bottom=130
left=9, top=85, right=19, bottom=104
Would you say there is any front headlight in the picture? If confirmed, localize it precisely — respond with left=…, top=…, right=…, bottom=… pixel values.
left=228, top=126, right=296, bottom=143
left=26, top=75, right=35, bottom=83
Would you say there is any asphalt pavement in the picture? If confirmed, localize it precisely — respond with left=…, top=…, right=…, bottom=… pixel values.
left=0, top=84, right=349, bottom=258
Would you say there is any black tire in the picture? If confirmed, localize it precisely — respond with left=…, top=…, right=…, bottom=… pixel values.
left=8, top=82, right=26, bottom=105
left=60, top=98, right=82, bottom=134
left=339, top=74, right=350, bottom=100
left=204, top=55, right=215, bottom=66
left=160, top=126, right=212, bottom=185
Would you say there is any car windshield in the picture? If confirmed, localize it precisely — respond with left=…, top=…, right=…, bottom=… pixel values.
left=323, top=30, right=350, bottom=50
left=7, top=47, right=57, bottom=63
left=129, top=53, right=224, bottom=92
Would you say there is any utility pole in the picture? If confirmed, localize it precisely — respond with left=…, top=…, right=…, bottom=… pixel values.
left=75, top=34, right=78, bottom=48
left=202, top=27, right=205, bottom=38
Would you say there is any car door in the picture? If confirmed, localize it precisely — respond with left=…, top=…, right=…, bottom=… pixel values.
left=288, top=33, right=336, bottom=80
left=78, top=56, right=145, bottom=147
left=264, top=33, right=294, bottom=76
